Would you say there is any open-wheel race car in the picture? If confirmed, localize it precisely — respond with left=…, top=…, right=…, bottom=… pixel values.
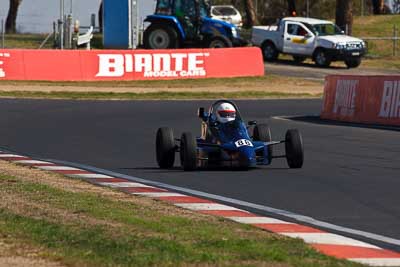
left=156, top=100, right=304, bottom=171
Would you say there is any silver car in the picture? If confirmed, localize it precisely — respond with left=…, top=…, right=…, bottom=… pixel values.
left=210, top=5, right=243, bottom=27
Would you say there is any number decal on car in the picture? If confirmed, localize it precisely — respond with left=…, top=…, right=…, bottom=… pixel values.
left=235, top=139, right=253, bottom=147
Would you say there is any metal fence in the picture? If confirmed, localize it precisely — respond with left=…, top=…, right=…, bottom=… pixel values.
left=358, top=25, right=399, bottom=56
left=1, top=19, right=4, bottom=49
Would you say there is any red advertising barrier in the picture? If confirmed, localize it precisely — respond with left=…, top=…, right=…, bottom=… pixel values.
left=0, top=48, right=264, bottom=81
left=321, top=75, right=400, bottom=126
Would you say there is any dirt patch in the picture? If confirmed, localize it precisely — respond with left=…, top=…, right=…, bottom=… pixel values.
left=0, top=239, right=64, bottom=267
left=0, top=161, right=216, bottom=222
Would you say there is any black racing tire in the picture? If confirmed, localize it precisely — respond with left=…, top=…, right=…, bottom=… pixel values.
left=285, top=129, right=304, bottom=169
left=156, top=127, right=175, bottom=169
left=345, top=57, right=362, bottom=68
left=253, top=124, right=273, bottom=164
left=180, top=132, right=197, bottom=171
left=261, top=41, right=279, bottom=61
left=293, top=55, right=307, bottom=63
left=313, top=48, right=331, bottom=67
left=144, top=24, right=179, bottom=49
left=207, top=36, right=233, bottom=48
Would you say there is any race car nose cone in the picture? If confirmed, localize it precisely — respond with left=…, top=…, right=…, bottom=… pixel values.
left=238, top=146, right=257, bottom=168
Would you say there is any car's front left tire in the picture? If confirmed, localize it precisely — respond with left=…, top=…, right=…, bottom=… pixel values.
left=180, top=132, right=197, bottom=171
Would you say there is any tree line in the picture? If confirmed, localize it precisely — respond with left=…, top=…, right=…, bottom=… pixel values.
left=4, top=0, right=388, bottom=34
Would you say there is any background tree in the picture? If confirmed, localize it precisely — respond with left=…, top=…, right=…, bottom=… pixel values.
left=371, top=0, right=385, bottom=14
left=287, top=0, right=296, bottom=16
left=98, top=1, right=103, bottom=33
left=5, top=0, right=22, bottom=33
left=336, top=0, right=353, bottom=35
left=243, top=0, right=258, bottom=27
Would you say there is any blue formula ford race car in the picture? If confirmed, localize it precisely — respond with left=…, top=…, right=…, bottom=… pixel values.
left=156, top=100, right=304, bottom=171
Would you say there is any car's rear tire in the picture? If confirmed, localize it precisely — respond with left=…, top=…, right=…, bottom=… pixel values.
left=285, top=129, right=304, bottom=169
left=207, top=36, right=233, bottom=48
left=144, top=24, right=179, bottom=49
left=293, top=55, right=306, bottom=63
left=314, top=48, right=331, bottom=67
left=261, top=41, right=279, bottom=61
left=156, top=127, right=176, bottom=169
left=345, top=57, right=362, bottom=68
left=180, top=132, right=197, bottom=171
left=253, top=124, right=273, bottom=164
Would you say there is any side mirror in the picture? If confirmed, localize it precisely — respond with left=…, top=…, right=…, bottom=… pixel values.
left=248, top=120, right=257, bottom=126
left=305, top=33, right=312, bottom=39
left=198, top=107, right=206, bottom=118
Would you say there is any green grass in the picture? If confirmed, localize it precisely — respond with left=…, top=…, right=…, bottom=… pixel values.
left=0, top=171, right=365, bottom=267
left=1, top=33, right=103, bottom=49
left=0, top=75, right=320, bottom=88
left=353, top=15, right=400, bottom=57
left=0, top=90, right=321, bottom=100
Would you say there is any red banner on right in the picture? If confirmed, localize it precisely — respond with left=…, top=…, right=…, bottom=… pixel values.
left=321, top=75, right=400, bottom=126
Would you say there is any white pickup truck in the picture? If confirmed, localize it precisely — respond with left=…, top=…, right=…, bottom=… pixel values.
left=252, top=17, right=366, bottom=68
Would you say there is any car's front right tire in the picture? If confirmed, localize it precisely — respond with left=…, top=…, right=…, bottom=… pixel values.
left=345, top=57, right=362, bottom=68
left=156, top=127, right=175, bottom=169
left=253, top=124, right=273, bottom=164
left=285, top=129, right=304, bottom=169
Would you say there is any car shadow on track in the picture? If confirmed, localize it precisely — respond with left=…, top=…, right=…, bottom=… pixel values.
left=289, top=116, right=400, bottom=132
left=121, top=166, right=289, bottom=173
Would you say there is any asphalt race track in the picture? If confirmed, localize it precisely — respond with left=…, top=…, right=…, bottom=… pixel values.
left=1, top=98, right=399, bottom=252
left=265, top=60, right=399, bottom=81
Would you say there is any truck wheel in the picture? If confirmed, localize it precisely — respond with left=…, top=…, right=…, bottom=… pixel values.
left=261, top=42, right=279, bottom=61
left=314, top=49, right=331, bottom=67
left=253, top=124, right=273, bottom=164
left=293, top=56, right=306, bottom=64
left=144, top=24, right=179, bottom=49
left=207, top=36, right=233, bottom=48
left=180, top=132, right=197, bottom=171
left=345, top=57, right=362, bottom=68
left=156, top=127, right=175, bottom=169
left=285, top=129, right=304, bottom=169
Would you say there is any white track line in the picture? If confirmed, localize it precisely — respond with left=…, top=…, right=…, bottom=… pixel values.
left=0, top=154, right=26, bottom=158
left=227, top=216, right=294, bottom=224
left=68, top=173, right=114, bottom=179
left=37, top=160, right=400, bottom=249
left=37, top=166, right=83, bottom=171
left=175, top=203, right=241, bottom=211
left=98, top=182, right=154, bottom=188
left=283, top=233, right=381, bottom=249
left=349, top=258, right=400, bottom=267
left=131, top=192, right=187, bottom=197
left=13, top=160, right=54, bottom=165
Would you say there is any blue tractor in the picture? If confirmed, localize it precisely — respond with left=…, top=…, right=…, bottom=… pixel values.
left=143, top=0, right=246, bottom=49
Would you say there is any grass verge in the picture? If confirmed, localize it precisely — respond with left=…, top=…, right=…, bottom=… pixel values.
left=0, top=90, right=321, bottom=100
left=0, top=160, right=364, bottom=267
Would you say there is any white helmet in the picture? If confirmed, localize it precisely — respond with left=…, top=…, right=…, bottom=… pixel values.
left=216, top=102, right=236, bottom=123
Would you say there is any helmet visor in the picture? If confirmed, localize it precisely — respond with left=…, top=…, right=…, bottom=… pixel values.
left=218, top=110, right=236, bottom=118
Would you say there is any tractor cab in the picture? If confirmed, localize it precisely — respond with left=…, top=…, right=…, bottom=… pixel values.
left=144, top=0, right=246, bottom=49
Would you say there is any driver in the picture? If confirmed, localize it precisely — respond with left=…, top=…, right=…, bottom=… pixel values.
left=215, top=102, right=236, bottom=123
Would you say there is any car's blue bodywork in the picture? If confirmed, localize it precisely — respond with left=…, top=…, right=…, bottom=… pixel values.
left=196, top=100, right=276, bottom=169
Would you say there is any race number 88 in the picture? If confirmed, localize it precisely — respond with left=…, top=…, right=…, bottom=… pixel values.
left=235, top=139, right=253, bottom=147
